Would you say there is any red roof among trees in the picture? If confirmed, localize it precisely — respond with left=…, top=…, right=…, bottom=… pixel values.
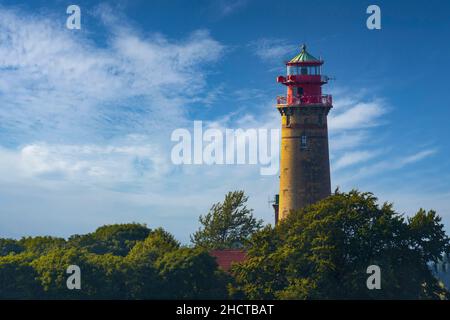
left=209, top=249, right=247, bottom=272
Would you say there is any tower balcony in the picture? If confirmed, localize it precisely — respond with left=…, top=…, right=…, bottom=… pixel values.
left=276, top=94, right=332, bottom=107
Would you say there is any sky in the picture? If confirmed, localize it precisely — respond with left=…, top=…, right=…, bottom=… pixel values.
left=0, top=0, right=449, bottom=243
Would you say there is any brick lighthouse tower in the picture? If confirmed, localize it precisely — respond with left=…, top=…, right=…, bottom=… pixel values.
left=273, top=44, right=333, bottom=223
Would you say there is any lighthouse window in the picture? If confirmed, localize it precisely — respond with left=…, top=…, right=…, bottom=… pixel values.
left=293, top=87, right=302, bottom=97
left=287, top=66, right=295, bottom=75
left=285, top=115, right=291, bottom=126
left=301, top=135, right=307, bottom=148
left=301, top=67, right=308, bottom=75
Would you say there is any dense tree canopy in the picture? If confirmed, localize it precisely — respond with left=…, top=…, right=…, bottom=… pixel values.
left=67, top=223, right=151, bottom=256
left=231, top=190, right=450, bottom=299
left=156, top=248, right=230, bottom=299
left=0, top=224, right=228, bottom=299
left=0, top=253, right=42, bottom=299
left=0, top=239, right=24, bottom=256
left=0, top=190, right=449, bottom=299
left=127, top=227, right=180, bottom=265
left=191, top=191, right=264, bottom=249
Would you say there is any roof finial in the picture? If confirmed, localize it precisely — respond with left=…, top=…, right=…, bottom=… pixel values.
left=301, top=43, right=307, bottom=51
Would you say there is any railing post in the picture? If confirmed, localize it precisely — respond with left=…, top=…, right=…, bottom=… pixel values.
left=277, top=95, right=331, bottom=106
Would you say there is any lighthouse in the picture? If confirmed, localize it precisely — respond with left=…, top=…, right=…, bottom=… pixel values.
left=273, top=44, right=333, bottom=223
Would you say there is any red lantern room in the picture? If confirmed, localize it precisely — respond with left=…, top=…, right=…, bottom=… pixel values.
left=276, top=44, right=332, bottom=107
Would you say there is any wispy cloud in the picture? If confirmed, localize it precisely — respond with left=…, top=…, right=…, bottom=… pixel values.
left=0, top=7, right=224, bottom=145
left=327, top=89, right=439, bottom=192
left=328, top=93, right=387, bottom=167
left=328, top=100, right=387, bottom=131
left=333, top=150, right=381, bottom=170
left=0, top=137, right=171, bottom=186
left=336, top=148, right=438, bottom=185
left=249, top=38, right=296, bottom=62
left=402, top=149, right=437, bottom=165
left=0, top=5, right=231, bottom=240
left=0, top=5, right=445, bottom=241
left=218, top=0, right=249, bottom=16
left=330, top=131, right=369, bottom=152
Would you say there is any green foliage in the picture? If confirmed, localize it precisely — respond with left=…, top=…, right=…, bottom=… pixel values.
left=68, top=223, right=151, bottom=256
left=124, top=228, right=179, bottom=299
left=0, top=238, right=24, bottom=256
left=127, top=227, right=180, bottom=265
left=84, top=253, right=129, bottom=299
left=191, top=191, right=264, bottom=249
left=0, top=253, right=42, bottom=299
left=0, top=190, right=448, bottom=300
left=232, top=190, right=450, bottom=300
left=156, top=248, right=230, bottom=299
left=0, top=224, right=228, bottom=299
left=31, top=247, right=97, bottom=299
left=19, top=236, right=66, bottom=256
left=121, top=260, right=161, bottom=299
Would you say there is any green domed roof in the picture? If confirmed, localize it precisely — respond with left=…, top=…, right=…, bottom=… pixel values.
left=289, top=44, right=320, bottom=63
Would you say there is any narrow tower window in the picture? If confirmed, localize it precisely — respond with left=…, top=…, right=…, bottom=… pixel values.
left=301, top=135, right=307, bottom=149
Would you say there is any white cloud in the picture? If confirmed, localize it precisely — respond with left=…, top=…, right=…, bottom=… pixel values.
left=333, top=150, right=380, bottom=170
left=0, top=7, right=224, bottom=143
left=327, top=94, right=387, bottom=168
left=335, top=148, right=437, bottom=186
left=328, top=100, right=387, bottom=131
left=217, top=0, right=249, bottom=16
left=0, top=6, right=230, bottom=241
left=0, top=138, right=173, bottom=200
left=330, top=131, right=369, bottom=152
left=0, top=6, right=446, bottom=241
left=401, top=149, right=436, bottom=165
left=249, top=38, right=296, bottom=62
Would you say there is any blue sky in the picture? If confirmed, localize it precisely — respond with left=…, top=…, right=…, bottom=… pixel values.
left=0, top=0, right=449, bottom=243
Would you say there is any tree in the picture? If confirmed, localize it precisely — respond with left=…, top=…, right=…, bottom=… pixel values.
left=125, top=228, right=179, bottom=299
left=127, top=227, right=180, bottom=265
left=68, top=223, right=151, bottom=256
left=191, top=191, right=263, bottom=249
left=85, top=253, right=129, bottom=299
left=19, top=236, right=66, bottom=256
left=232, top=190, right=450, bottom=299
left=0, top=224, right=234, bottom=299
left=0, top=239, right=24, bottom=256
left=31, top=247, right=110, bottom=299
left=0, top=253, right=43, bottom=299
left=156, top=248, right=230, bottom=299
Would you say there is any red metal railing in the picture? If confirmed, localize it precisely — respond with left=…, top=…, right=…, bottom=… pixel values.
left=276, top=94, right=332, bottom=106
